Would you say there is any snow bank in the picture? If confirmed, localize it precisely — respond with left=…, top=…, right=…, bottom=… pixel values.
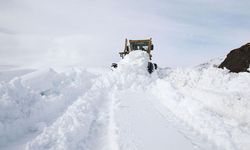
left=25, top=82, right=119, bottom=150
left=151, top=62, right=250, bottom=150
left=0, top=68, right=98, bottom=147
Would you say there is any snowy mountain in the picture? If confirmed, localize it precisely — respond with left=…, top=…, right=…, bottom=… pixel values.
left=0, top=51, right=250, bottom=150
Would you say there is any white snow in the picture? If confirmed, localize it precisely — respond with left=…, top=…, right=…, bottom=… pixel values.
left=0, top=51, right=250, bottom=150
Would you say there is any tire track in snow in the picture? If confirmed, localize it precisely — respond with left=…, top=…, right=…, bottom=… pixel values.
left=83, top=90, right=120, bottom=150
left=25, top=74, right=121, bottom=150
left=113, top=88, right=197, bottom=150
left=146, top=88, right=216, bottom=150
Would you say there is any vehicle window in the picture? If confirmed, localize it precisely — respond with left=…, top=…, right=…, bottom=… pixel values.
left=130, top=41, right=149, bottom=50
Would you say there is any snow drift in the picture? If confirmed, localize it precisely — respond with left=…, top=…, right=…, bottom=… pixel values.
left=0, top=68, right=98, bottom=149
left=0, top=51, right=250, bottom=150
left=151, top=64, right=250, bottom=150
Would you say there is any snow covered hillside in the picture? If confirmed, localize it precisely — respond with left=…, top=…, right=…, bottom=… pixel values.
left=0, top=51, right=250, bottom=150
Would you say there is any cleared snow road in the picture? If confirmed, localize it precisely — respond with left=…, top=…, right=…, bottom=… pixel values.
left=114, top=89, right=197, bottom=150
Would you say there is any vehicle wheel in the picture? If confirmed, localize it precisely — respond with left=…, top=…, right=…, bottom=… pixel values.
left=148, top=62, right=154, bottom=74
left=154, top=63, right=158, bottom=70
left=111, top=63, right=118, bottom=68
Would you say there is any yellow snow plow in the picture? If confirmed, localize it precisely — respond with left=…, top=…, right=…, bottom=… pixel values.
left=112, top=38, right=157, bottom=73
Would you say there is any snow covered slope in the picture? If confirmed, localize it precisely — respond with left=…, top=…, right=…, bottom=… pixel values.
left=0, top=51, right=250, bottom=150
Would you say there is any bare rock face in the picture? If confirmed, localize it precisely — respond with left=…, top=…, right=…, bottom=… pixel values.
left=219, top=43, right=250, bottom=73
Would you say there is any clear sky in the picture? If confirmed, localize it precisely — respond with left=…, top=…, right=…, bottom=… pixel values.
left=0, top=0, right=250, bottom=69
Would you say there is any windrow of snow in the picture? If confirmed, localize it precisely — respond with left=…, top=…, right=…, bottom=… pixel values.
left=0, top=68, right=98, bottom=148
left=151, top=61, right=250, bottom=150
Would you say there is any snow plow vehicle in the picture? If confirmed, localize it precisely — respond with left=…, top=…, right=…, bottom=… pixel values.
left=112, top=38, right=157, bottom=73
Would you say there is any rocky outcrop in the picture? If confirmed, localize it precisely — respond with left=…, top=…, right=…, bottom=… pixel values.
left=219, top=43, right=250, bottom=73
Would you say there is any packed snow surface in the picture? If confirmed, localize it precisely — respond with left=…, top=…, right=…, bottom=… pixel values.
left=0, top=51, right=250, bottom=150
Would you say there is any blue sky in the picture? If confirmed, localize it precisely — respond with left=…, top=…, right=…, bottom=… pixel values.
left=0, top=0, right=250, bottom=68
